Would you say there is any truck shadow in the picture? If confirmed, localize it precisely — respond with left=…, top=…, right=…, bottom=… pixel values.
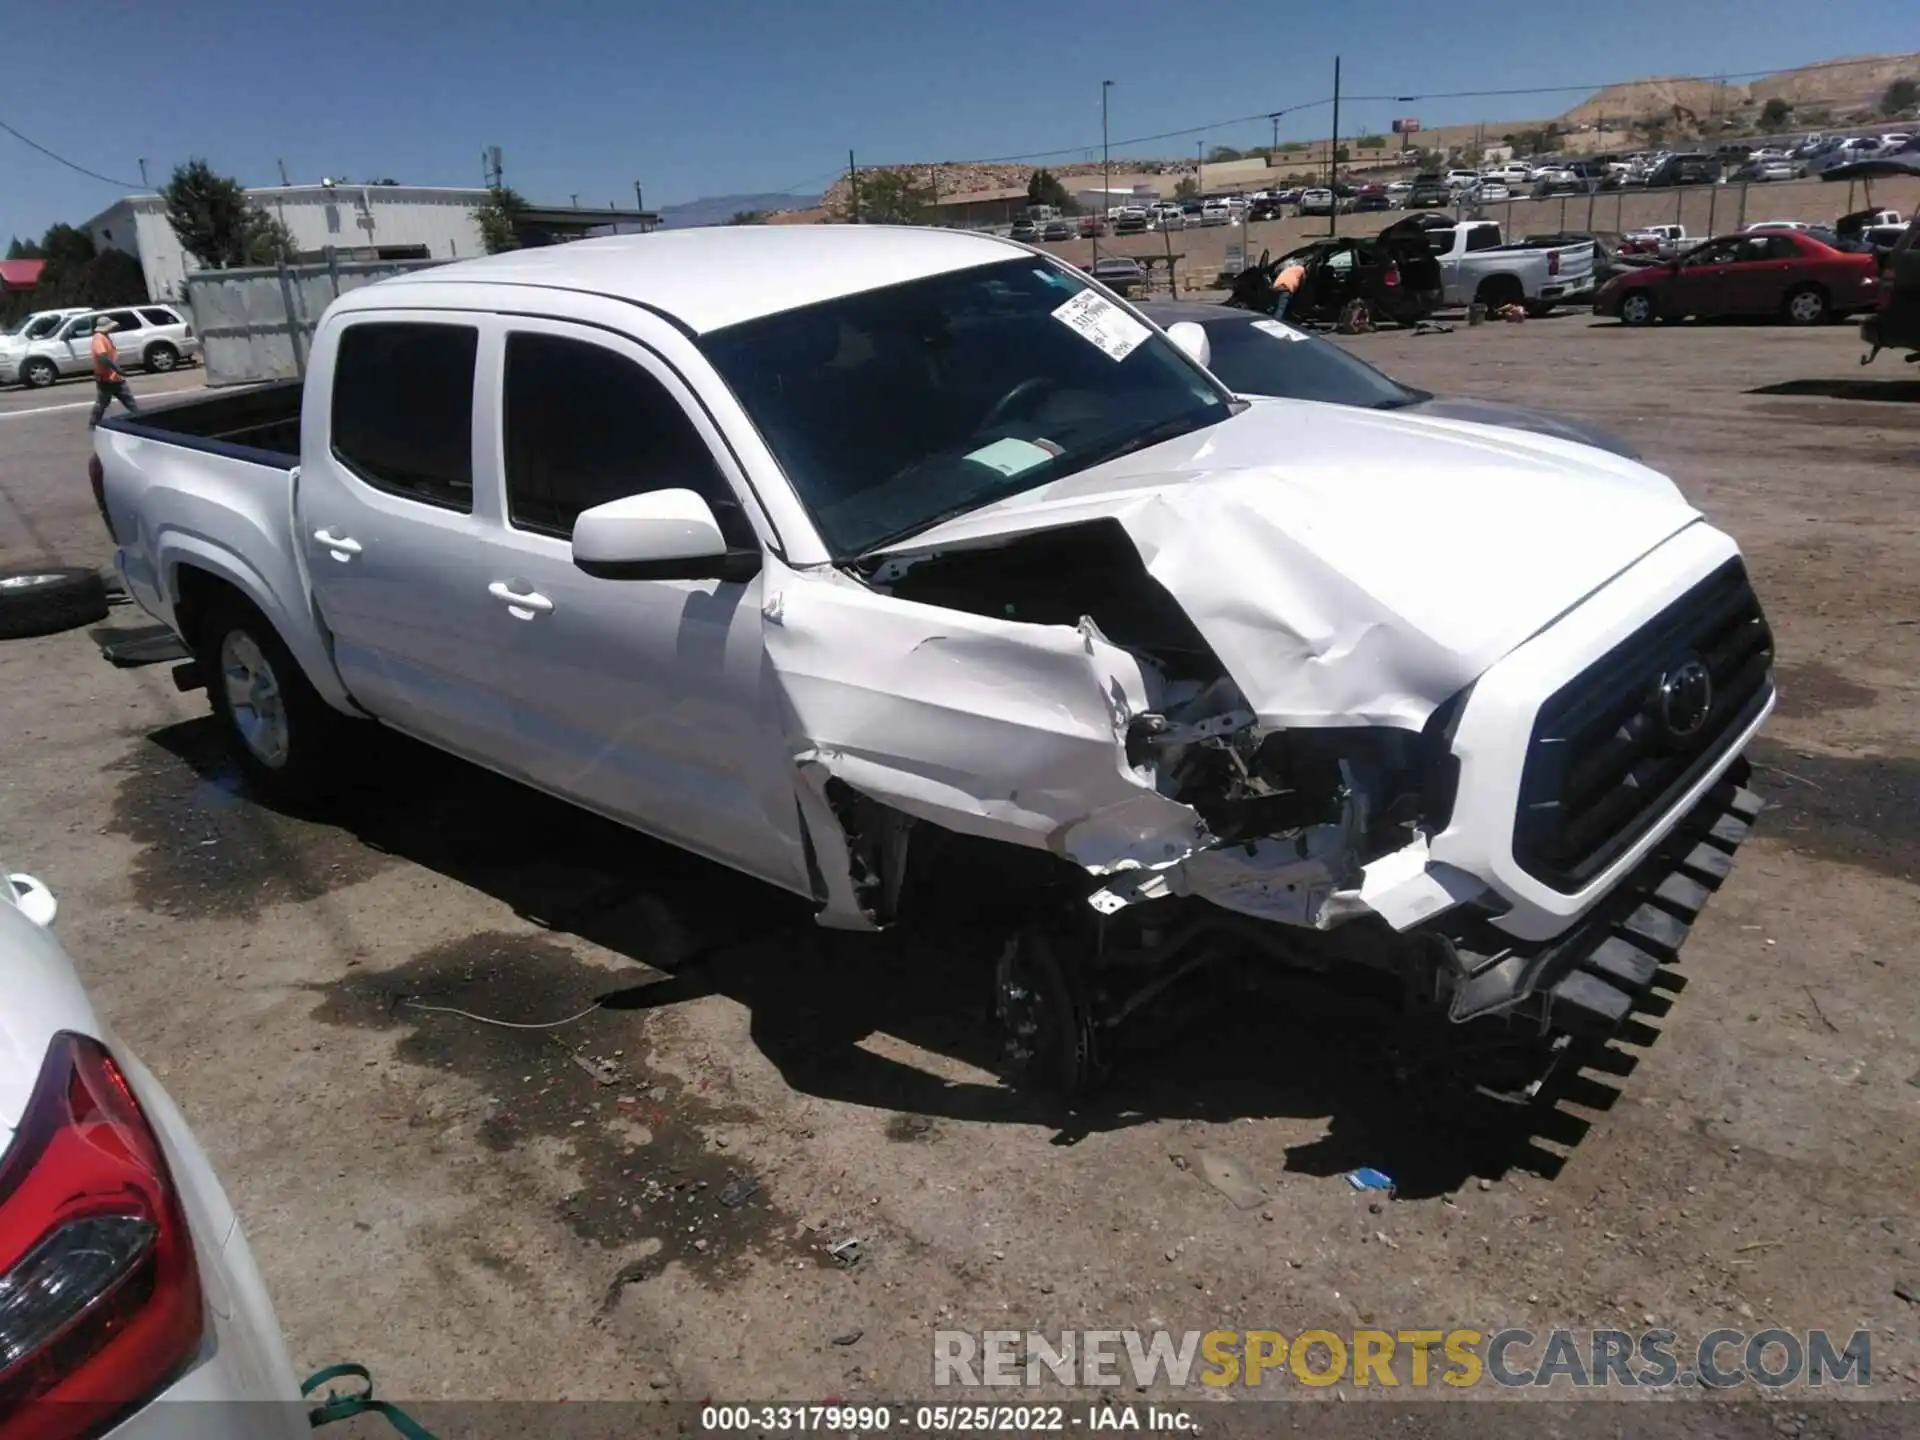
left=1747, top=377, right=1920, bottom=403
left=142, top=717, right=1655, bottom=1199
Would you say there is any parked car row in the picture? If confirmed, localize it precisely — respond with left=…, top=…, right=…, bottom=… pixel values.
left=1595, top=225, right=1885, bottom=326
left=0, top=303, right=200, bottom=388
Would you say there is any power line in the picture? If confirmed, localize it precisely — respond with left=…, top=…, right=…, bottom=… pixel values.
left=0, top=117, right=139, bottom=188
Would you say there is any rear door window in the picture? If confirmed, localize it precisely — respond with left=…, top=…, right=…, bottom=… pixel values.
left=102, top=310, right=143, bottom=332
left=138, top=308, right=181, bottom=327
left=331, top=322, right=478, bottom=512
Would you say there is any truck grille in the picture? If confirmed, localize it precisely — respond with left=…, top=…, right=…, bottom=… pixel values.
left=1513, top=559, right=1773, bottom=891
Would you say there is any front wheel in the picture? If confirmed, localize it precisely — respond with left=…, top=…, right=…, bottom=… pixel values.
left=995, top=922, right=1102, bottom=1098
left=199, top=600, right=348, bottom=805
left=1618, top=292, right=1658, bottom=326
left=20, top=357, right=58, bottom=388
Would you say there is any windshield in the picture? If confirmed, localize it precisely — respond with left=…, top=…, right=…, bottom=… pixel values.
left=700, top=258, right=1233, bottom=557
left=1194, top=317, right=1423, bottom=409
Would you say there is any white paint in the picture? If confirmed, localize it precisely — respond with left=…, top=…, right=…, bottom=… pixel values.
left=96, top=228, right=1767, bottom=952
left=0, top=381, right=208, bottom=422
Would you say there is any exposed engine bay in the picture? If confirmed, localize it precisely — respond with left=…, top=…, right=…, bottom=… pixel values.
left=857, top=519, right=1457, bottom=930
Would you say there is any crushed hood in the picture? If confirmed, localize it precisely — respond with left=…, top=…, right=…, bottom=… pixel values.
left=876, top=397, right=1700, bottom=729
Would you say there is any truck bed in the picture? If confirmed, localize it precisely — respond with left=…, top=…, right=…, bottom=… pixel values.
left=102, top=381, right=302, bottom=467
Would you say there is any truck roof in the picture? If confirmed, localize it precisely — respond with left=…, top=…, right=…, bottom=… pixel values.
left=344, top=225, right=1024, bottom=335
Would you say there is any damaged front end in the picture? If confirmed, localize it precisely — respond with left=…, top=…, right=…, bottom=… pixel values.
left=763, top=517, right=1498, bottom=1078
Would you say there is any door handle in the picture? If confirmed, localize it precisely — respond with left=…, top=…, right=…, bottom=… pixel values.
left=312, top=528, right=362, bottom=559
left=488, top=580, right=554, bottom=617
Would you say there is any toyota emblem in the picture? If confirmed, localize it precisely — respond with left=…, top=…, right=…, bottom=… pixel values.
left=1656, top=657, right=1714, bottom=740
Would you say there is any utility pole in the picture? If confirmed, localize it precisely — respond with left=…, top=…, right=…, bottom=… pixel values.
left=1271, top=113, right=1280, bottom=158
left=138, top=157, right=150, bottom=189
left=1196, top=140, right=1204, bottom=201
left=1328, top=55, right=1342, bottom=237
left=570, top=193, right=579, bottom=208
left=848, top=150, right=860, bottom=223
left=1100, top=79, right=1113, bottom=265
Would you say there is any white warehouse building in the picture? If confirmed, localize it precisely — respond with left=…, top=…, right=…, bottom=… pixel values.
left=85, top=185, right=493, bottom=301
left=84, top=185, right=657, bottom=302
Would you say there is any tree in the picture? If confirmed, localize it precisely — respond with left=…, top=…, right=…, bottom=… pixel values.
left=728, top=210, right=768, bottom=226
left=1356, top=133, right=1386, bottom=151
left=1173, top=176, right=1200, bottom=199
left=1026, top=167, right=1073, bottom=213
left=1332, top=146, right=1351, bottom=163
left=161, top=159, right=295, bottom=269
left=1759, top=97, right=1794, bottom=129
left=6, top=236, right=44, bottom=260
left=474, top=185, right=528, bottom=254
left=1279, top=141, right=1306, bottom=154
left=1884, top=78, right=1918, bottom=117
left=852, top=169, right=933, bottom=225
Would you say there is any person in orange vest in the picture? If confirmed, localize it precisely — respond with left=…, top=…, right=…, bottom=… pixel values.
left=88, top=316, right=142, bottom=429
left=1271, top=259, right=1307, bottom=320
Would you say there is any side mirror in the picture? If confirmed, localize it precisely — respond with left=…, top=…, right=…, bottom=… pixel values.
left=571, top=488, right=760, bottom=583
left=8, top=873, right=58, bottom=928
left=1165, top=321, right=1212, bottom=369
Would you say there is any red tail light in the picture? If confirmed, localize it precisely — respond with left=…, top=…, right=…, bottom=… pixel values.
left=0, top=1034, right=203, bottom=1438
left=1383, top=262, right=1401, bottom=288
left=1548, top=250, right=1561, bottom=276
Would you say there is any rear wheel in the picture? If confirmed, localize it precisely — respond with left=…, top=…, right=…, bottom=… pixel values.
left=20, top=357, right=58, bottom=388
left=1782, top=285, right=1828, bottom=326
left=143, top=341, right=179, bottom=373
left=1475, top=276, right=1525, bottom=312
left=1618, top=291, right=1658, bottom=326
left=198, top=598, right=348, bottom=804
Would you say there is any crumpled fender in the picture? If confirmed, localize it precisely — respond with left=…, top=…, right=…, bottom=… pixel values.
left=762, top=565, right=1210, bottom=926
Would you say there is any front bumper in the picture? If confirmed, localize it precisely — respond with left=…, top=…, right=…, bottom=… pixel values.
left=1436, top=763, right=1761, bottom=1028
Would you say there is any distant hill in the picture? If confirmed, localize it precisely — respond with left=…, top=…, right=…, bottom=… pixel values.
left=656, top=193, right=819, bottom=229
left=1560, top=52, right=1919, bottom=126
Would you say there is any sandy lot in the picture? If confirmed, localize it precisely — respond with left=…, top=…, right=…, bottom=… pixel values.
left=0, top=319, right=1916, bottom=1427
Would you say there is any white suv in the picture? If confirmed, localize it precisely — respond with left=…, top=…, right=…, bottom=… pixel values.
left=0, top=304, right=200, bottom=388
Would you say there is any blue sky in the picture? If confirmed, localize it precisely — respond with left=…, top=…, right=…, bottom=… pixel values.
left=3, top=0, right=1914, bottom=240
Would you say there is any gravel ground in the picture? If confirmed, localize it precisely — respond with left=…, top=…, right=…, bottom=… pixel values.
left=0, top=319, right=1915, bottom=1426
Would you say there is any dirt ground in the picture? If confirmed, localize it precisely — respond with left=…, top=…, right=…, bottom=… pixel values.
left=0, top=319, right=1917, bottom=1424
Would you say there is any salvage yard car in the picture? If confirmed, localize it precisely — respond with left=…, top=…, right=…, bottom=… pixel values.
left=1137, top=301, right=1639, bottom=457
left=1595, top=228, right=1881, bottom=326
left=1414, top=218, right=1598, bottom=315
left=93, top=227, right=1775, bottom=1092
left=1243, top=222, right=1445, bottom=327
left=0, top=865, right=308, bottom=1436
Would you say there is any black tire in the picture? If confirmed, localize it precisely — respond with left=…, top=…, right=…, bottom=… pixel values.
left=1618, top=291, right=1659, bottom=326
left=20, top=356, right=59, bottom=389
left=143, top=341, right=179, bottom=373
left=1781, top=284, right=1828, bottom=326
left=995, top=921, right=1103, bottom=1098
left=197, top=597, right=347, bottom=804
left=0, top=567, right=110, bottom=640
left=1475, top=275, right=1524, bottom=311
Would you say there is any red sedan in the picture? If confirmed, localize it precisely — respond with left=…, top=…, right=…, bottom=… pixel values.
left=1593, top=228, right=1880, bottom=326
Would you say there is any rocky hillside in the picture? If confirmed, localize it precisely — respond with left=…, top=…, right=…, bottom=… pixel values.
left=1561, top=52, right=1918, bottom=126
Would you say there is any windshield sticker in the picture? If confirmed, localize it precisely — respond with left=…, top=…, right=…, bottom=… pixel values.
left=963, top=436, right=1058, bottom=478
left=1051, top=288, right=1151, bottom=362
left=1033, top=268, right=1077, bottom=290
left=1251, top=319, right=1309, bottom=343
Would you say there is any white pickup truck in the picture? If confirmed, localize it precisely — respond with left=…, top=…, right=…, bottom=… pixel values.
left=93, top=227, right=1774, bottom=1093
left=1421, top=220, right=1599, bottom=314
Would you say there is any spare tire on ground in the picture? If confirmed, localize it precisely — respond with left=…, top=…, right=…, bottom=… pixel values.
left=0, top=567, right=111, bottom=640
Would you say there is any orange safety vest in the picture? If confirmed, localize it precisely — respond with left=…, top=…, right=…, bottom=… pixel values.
left=91, top=331, right=120, bottom=380
left=1275, top=263, right=1307, bottom=294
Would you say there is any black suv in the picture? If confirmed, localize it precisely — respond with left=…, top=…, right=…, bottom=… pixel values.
left=1406, top=173, right=1451, bottom=208
left=1645, top=153, right=1721, bottom=188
